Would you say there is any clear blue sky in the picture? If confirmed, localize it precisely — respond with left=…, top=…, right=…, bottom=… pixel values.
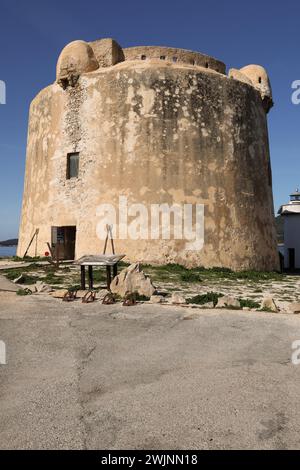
left=0, top=0, right=299, bottom=240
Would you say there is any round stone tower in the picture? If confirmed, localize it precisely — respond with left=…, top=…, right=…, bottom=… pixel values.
left=17, top=38, right=279, bottom=271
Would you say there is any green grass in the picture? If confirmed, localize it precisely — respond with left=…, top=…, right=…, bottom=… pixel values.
left=16, top=288, right=32, bottom=296
left=259, top=307, right=275, bottom=313
left=68, top=285, right=81, bottom=292
left=143, top=264, right=284, bottom=284
left=11, top=256, right=49, bottom=262
left=43, top=272, right=65, bottom=285
left=2, top=264, right=67, bottom=287
left=238, top=298, right=261, bottom=309
left=4, top=270, right=37, bottom=285
left=187, top=292, right=224, bottom=307
left=2, top=264, right=40, bottom=277
left=180, top=272, right=203, bottom=283
left=91, top=268, right=108, bottom=284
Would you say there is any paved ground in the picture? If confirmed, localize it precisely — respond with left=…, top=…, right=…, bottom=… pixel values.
left=1, top=292, right=300, bottom=450
left=0, top=275, right=19, bottom=292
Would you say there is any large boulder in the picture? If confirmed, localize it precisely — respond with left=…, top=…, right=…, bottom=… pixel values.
left=261, top=297, right=279, bottom=313
left=51, top=289, right=69, bottom=299
left=110, top=263, right=155, bottom=298
left=288, top=302, right=300, bottom=315
left=171, top=292, right=186, bottom=305
left=150, top=295, right=164, bottom=304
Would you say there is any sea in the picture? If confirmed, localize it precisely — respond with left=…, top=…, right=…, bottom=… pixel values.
left=0, top=246, right=17, bottom=258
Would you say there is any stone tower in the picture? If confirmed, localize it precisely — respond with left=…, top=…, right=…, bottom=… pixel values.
left=18, top=38, right=279, bottom=271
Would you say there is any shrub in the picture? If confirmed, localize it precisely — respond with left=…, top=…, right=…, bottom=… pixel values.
left=187, top=292, right=224, bottom=307
left=180, top=272, right=202, bottom=283
left=16, top=288, right=32, bottom=296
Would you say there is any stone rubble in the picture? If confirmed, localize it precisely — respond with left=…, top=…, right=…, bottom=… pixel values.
left=150, top=295, right=165, bottom=304
left=216, top=296, right=241, bottom=309
left=171, top=292, right=186, bottom=305
left=261, top=297, right=279, bottom=313
left=110, top=263, right=156, bottom=298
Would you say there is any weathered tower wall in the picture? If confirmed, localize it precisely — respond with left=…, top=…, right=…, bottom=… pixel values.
left=18, top=39, right=279, bottom=271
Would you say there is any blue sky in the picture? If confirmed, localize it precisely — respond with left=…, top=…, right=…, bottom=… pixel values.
left=0, top=0, right=299, bottom=240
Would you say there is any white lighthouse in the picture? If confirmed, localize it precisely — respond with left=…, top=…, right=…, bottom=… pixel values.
left=278, top=190, right=300, bottom=270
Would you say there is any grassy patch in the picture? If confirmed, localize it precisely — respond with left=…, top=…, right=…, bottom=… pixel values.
left=2, top=264, right=40, bottom=277
left=43, top=272, right=65, bottom=285
left=135, top=293, right=150, bottom=301
left=187, top=292, right=224, bottom=307
left=68, top=285, right=81, bottom=292
left=180, top=271, right=202, bottom=283
left=259, top=307, right=275, bottom=313
left=16, top=288, right=32, bottom=296
left=4, top=270, right=37, bottom=285
left=143, top=263, right=284, bottom=284
left=91, top=268, right=108, bottom=284
left=11, top=256, right=49, bottom=262
left=238, top=298, right=261, bottom=309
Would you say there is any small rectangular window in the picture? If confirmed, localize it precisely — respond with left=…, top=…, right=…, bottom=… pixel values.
left=67, top=152, right=79, bottom=179
left=173, top=57, right=178, bottom=63
left=141, top=55, right=146, bottom=60
left=160, top=56, right=166, bottom=60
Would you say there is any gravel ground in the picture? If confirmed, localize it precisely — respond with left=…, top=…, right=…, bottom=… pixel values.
left=1, top=291, right=300, bottom=450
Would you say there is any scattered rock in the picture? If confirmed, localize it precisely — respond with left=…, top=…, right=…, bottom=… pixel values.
left=33, top=281, right=52, bottom=293
left=13, top=274, right=25, bottom=284
left=77, top=289, right=109, bottom=300
left=97, top=289, right=110, bottom=300
left=243, top=307, right=251, bottom=311
left=150, top=295, right=164, bottom=304
left=261, top=297, right=279, bottom=313
left=216, top=296, right=241, bottom=309
left=103, top=292, right=117, bottom=305
left=288, top=302, right=300, bottom=315
left=75, top=290, right=89, bottom=298
left=51, top=289, right=69, bottom=299
left=110, top=263, right=155, bottom=298
left=171, top=292, right=186, bottom=305
left=275, top=301, right=290, bottom=314
left=202, top=302, right=214, bottom=309
left=183, top=313, right=200, bottom=320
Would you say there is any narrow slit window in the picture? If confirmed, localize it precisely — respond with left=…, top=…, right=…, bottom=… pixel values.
left=67, top=152, right=79, bottom=179
left=205, top=62, right=209, bottom=68
left=258, top=77, right=262, bottom=84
